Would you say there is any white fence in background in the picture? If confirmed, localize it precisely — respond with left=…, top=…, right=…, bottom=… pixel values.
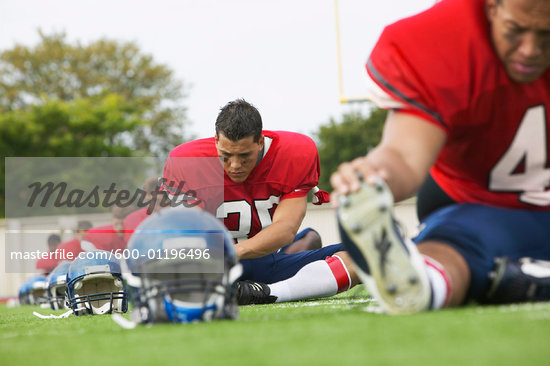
left=0, top=199, right=419, bottom=298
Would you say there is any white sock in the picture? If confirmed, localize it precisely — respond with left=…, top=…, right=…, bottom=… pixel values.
left=423, top=255, right=451, bottom=310
left=269, top=256, right=351, bottom=303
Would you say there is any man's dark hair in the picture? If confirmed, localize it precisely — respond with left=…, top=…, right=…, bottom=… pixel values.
left=76, top=220, right=93, bottom=232
left=47, top=234, right=62, bottom=251
left=47, top=234, right=62, bottom=246
left=111, top=205, right=136, bottom=219
left=215, top=99, right=263, bottom=142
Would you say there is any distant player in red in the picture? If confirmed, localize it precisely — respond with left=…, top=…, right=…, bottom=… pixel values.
left=122, top=177, right=165, bottom=244
left=35, top=234, right=62, bottom=274
left=165, top=130, right=320, bottom=241
left=332, top=0, right=550, bottom=314
left=53, top=220, right=93, bottom=262
left=122, top=207, right=150, bottom=244
left=54, top=204, right=136, bottom=262
left=163, top=99, right=360, bottom=304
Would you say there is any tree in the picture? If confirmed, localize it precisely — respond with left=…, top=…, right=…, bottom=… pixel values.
left=0, top=94, right=149, bottom=217
left=315, top=107, right=387, bottom=191
left=0, top=94, right=144, bottom=157
left=0, top=30, right=192, bottom=157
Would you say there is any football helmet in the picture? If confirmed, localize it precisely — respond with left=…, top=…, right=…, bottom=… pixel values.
left=46, top=261, right=71, bottom=310
left=66, top=251, right=127, bottom=316
left=19, top=275, right=48, bottom=306
left=123, top=206, right=242, bottom=324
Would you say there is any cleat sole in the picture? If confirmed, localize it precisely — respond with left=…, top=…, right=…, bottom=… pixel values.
left=338, top=178, right=431, bottom=314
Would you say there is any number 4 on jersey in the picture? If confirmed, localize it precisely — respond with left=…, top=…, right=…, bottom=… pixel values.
left=489, top=105, right=550, bottom=206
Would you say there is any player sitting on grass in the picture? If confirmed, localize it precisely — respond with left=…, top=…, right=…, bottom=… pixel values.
left=162, top=99, right=361, bottom=304
left=332, top=0, right=550, bottom=314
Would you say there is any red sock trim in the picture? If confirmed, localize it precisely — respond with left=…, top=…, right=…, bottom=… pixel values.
left=325, top=255, right=351, bottom=293
left=423, top=256, right=451, bottom=307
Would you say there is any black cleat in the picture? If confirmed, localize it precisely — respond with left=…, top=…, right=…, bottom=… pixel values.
left=235, top=280, right=277, bottom=305
left=485, top=257, right=550, bottom=304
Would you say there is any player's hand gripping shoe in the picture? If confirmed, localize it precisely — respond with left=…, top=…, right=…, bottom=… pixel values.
left=337, top=178, right=431, bottom=314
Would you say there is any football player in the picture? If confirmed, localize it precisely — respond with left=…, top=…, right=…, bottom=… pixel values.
left=45, top=220, right=93, bottom=264
left=35, top=234, right=62, bottom=274
left=332, top=0, right=550, bottom=314
left=81, top=204, right=135, bottom=252
left=163, top=99, right=360, bottom=304
left=121, top=176, right=163, bottom=244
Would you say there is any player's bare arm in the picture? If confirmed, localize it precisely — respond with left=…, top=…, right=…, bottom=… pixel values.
left=331, top=111, right=447, bottom=204
left=235, top=195, right=307, bottom=259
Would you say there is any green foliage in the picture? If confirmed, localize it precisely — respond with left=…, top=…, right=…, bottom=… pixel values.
left=315, top=107, right=387, bottom=190
left=0, top=95, right=149, bottom=216
left=0, top=31, right=193, bottom=217
left=0, top=30, right=192, bottom=157
left=0, top=95, right=143, bottom=157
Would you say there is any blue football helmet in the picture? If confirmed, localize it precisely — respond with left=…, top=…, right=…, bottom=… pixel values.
left=46, top=261, right=71, bottom=310
left=66, top=251, right=127, bottom=316
left=123, top=206, right=242, bottom=324
left=19, top=275, right=48, bottom=306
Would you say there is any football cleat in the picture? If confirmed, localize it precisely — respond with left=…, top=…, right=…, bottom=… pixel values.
left=485, top=257, right=550, bottom=304
left=235, top=280, right=277, bottom=305
left=337, top=178, right=431, bottom=314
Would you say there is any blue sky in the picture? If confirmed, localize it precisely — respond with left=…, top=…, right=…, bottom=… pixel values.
left=0, top=0, right=434, bottom=140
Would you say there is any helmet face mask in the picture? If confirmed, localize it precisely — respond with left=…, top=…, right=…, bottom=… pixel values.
left=131, top=267, right=236, bottom=323
left=19, top=275, right=48, bottom=306
left=124, top=207, right=241, bottom=324
left=68, top=274, right=126, bottom=315
left=66, top=253, right=128, bottom=316
left=29, top=286, right=49, bottom=306
left=47, top=261, right=71, bottom=310
left=49, top=283, right=67, bottom=310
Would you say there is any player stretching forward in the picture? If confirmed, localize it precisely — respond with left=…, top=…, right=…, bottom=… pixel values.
left=163, top=99, right=360, bottom=304
left=332, top=0, right=550, bottom=314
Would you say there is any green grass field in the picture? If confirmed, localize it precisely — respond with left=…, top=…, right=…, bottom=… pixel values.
left=1, top=286, right=550, bottom=366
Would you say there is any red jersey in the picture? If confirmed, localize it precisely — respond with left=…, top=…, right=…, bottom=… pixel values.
left=366, top=0, right=550, bottom=209
left=35, top=256, right=58, bottom=274
left=163, top=130, right=320, bottom=241
left=55, top=237, right=82, bottom=261
left=83, top=224, right=126, bottom=252
left=123, top=207, right=151, bottom=244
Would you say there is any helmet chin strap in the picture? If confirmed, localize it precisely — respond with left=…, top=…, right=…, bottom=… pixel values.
left=33, top=309, right=73, bottom=319
left=112, top=313, right=138, bottom=329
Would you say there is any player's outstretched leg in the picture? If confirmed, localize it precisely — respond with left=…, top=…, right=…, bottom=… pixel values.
left=337, top=178, right=431, bottom=314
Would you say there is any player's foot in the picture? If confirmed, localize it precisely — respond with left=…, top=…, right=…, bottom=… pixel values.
left=486, top=257, right=550, bottom=304
left=337, top=178, right=431, bottom=314
left=235, top=280, right=277, bottom=305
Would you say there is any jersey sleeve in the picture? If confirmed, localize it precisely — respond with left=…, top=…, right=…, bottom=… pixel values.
left=277, top=132, right=321, bottom=201
left=56, top=238, right=83, bottom=261
left=366, top=28, right=446, bottom=130
left=364, top=0, right=480, bottom=133
left=83, top=224, right=118, bottom=251
left=162, top=140, right=223, bottom=210
left=35, top=257, right=58, bottom=273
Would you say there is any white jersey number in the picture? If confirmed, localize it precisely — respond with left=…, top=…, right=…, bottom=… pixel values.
left=215, top=195, right=280, bottom=242
left=489, top=105, right=550, bottom=205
